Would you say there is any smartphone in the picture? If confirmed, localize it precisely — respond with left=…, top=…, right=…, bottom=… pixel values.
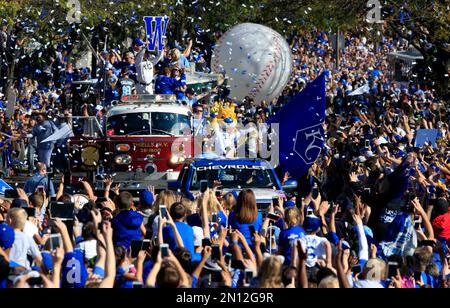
left=200, top=180, right=208, bottom=193
left=365, top=139, right=370, bottom=148
left=267, top=213, right=280, bottom=221
left=352, top=265, right=362, bottom=275
left=414, top=272, right=422, bottom=282
left=272, top=197, right=279, bottom=207
left=307, top=208, right=314, bottom=216
left=387, top=262, right=398, bottom=278
left=132, top=282, right=144, bottom=289
left=96, top=197, right=107, bottom=203
left=48, top=234, right=61, bottom=251
left=4, top=189, right=18, bottom=199
left=248, top=225, right=256, bottom=238
left=131, top=240, right=151, bottom=258
left=28, top=277, right=44, bottom=287
left=202, top=238, right=212, bottom=248
left=159, top=205, right=168, bottom=219
left=244, top=269, right=254, bottom=286
left=36, top=185, right=45, bottom=194
left=414, top=220, right=421, bottom=230
left=419, top=240, right=436, bottom=248
left=312, top=183, right=319, bottom=199
left=224, top=253, right=232, bottom=266
left=50, top=202, right=75, bottom=220
left=160, top=244, right=169, bottom=258
left=211, top=244, right=221, bottom=261
left=215, top=190, right=222, bottom=198
left=24, top=207, right=36, bottom=218
left=211, top=213, right=218, bottom=224
left=231, top=260, right=245, bottom=270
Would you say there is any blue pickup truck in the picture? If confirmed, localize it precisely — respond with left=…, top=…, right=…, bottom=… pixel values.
left=168, top=158, right=298, bottom=212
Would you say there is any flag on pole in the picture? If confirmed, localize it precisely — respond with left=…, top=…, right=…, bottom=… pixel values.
left=268, top=73, right=326, bottom=179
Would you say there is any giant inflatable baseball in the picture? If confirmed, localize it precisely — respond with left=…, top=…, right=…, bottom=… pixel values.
left=212, top=23, right=293, bottom=103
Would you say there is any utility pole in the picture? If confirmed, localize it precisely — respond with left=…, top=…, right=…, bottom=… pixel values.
left=336, top=28, right=340, bottom=69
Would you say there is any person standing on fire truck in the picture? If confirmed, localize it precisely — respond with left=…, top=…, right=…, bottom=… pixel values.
left=135, top=40, right=165, bottom=95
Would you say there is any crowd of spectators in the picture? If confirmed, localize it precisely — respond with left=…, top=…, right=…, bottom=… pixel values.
left=0, top=22, right=448, bottom=288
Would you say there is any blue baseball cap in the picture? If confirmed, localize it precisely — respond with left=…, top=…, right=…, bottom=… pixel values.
left=11, top=199, right=28, bottom=209
left=133, top=38, right=145, bottom=47
left=140, top=190, right=154, bottom=208
left=303, top=215, right=321, bottom=233
left=0, top=222, right=14, bottom=250
left=284, top=200, right=296, bottom=208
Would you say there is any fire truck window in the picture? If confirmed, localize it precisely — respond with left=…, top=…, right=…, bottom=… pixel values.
left=190, top=167, right=276, bottom=190
left=151, top=113, right=191, bottom=136
left=107, top=113, right=150, bottom=135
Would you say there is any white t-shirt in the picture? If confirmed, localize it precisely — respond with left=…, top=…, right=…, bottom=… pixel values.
left=9, top=231, right=41, bottom=270
left=23, top=221, right=39, bottom=240
left=76, top=240, right=98, bottom=260
left=300, top=235, right=328, bottom=268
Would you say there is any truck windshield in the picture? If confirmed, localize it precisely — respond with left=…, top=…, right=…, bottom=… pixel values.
left=107, top=112, right=191, bottom=136
left=190, top=166, right=279, bottom=190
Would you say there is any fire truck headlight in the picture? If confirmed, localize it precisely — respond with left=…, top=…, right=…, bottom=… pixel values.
left=115, top=154, right=132, bottom=165
left=116, top=144, right=131, bottom=152
left=170, top=155, right=185, bottom=165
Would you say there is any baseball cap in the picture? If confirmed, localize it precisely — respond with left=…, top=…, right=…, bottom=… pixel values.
left=186, top=88, right=195, bottom=95
left=133, top=38, right=145, bottom=47
left=139, top=190, right=154, bottom=208
left=11, top=199, right=28, bottom=209
left=284, top=200, right=296, bottom=208
left=303, top=215, right=321, bottom=233
left=0, top=222, right=14, bottom=250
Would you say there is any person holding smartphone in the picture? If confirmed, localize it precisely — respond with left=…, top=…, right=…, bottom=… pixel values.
left=111, top=192, right=146, bottom=250
left=23, top=163, right=56, bottom=198
left=228, top=190, right=263, bottom=249
left=162, top=203, right=201, bottom=262
left=278, top=207, right=306, bottom=265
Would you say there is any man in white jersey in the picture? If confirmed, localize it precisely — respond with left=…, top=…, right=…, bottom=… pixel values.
left=135, top=40, right=165, bottom=95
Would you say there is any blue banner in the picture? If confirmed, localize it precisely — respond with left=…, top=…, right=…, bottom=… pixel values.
left=268, top=73, right=326, bottom=179
left=0, top=179, right=13, bottom=195
left=143, top=16, right=169, bottom=52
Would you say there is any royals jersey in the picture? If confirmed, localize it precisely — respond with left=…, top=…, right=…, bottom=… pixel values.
left=119, top=77, right=136, bottom=97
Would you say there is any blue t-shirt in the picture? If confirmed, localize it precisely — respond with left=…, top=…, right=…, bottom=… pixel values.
left=228, top=212, right=263, bottom=248
left=163, top=221, right=199, bottom=261
left=155, top=73, right=186, bottom=95
left=61, top=251, right=88, bottom=288
left=278, top=226, right=306, bottom=264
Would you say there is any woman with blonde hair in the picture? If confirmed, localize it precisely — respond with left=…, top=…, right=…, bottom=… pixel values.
left=257, top=256, right=284, bottom=288
left=278, top=207, right=305, bottom=265
left=186, top=189, right=228, bottom=230
left=221, top=193, right=236, bottom=216
left=151, top=190, right=176, bottom=240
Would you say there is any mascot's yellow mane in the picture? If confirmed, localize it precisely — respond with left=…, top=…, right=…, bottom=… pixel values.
left=210, top=100, right=237, bottom=121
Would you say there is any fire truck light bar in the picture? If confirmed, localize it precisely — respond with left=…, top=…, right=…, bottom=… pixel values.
left=121, top=95, right=177, bottom=103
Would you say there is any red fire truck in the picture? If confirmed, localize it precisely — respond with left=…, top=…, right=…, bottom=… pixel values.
left=69, top=94, right=194, bottom=191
